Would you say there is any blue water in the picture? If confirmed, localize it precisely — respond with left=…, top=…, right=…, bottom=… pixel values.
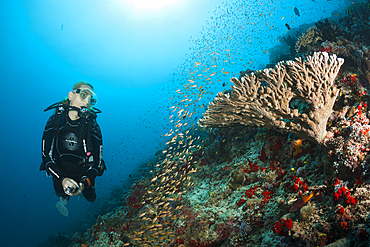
left=0, top=0, right=353, bottom=246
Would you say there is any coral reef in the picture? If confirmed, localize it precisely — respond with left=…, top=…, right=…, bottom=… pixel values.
left=67, top=2, right=370, bottom=247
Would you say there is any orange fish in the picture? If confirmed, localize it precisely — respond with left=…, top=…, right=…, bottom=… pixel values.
left=289, top=191, right=315, bottom=212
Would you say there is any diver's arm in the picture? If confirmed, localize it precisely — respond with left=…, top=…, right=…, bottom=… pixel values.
left=41, top=115, right=64, bottom=179
left=81, top=120, right=103, bottom=187
left=92, top=120, right=103, bottom=174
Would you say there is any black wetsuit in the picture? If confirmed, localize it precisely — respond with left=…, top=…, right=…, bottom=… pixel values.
left=42, top=111, right=103, bottom=202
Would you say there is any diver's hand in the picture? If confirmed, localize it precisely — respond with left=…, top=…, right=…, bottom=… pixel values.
left=70, top=183, right=85, bottom=196
left=62, top=178, right=79, bottom=195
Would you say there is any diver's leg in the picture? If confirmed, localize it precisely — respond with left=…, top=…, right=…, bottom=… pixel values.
left=82, top=186, right=96, bottom=202
left=53, top=178, right=68, bottom=199
left=53, top=178, right=69, bottom=216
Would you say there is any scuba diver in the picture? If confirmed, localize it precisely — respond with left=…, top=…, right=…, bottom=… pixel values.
left=40, top=81, right=105, bottom=216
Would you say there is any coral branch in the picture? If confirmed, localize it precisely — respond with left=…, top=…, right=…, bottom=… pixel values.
left=198, top=52, right=344, bottom=144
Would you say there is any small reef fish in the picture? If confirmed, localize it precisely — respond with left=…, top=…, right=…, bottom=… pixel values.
left=294, top=7, right=300, bottom=17
left=289, top=191, right=315, bottom=212
left=285, top=23, right=291, bottom=30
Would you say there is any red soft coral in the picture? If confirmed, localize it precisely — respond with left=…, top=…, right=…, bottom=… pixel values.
left=272, top=219, right=293, bottom=236
left=245, top=186, right=257, bottom=198
left=333, top=192, right=340, bottom=201
left=347, top=196, right=356, bottom=206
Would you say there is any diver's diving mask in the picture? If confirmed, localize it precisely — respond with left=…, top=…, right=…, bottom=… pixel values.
left=72, top=88, right=98, bottom=107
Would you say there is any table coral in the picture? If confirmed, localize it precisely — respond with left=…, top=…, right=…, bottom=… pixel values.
left=199, top=52, right=344, bottom=144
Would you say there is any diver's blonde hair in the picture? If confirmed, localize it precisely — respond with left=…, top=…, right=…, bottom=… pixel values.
left=73, top=81, right=94, bottom=91
left=59, top=81, right=95, bottom=106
